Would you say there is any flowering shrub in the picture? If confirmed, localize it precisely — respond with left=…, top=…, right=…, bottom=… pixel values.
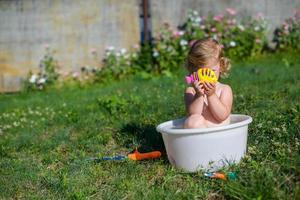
left=57, top=67, right=97, bottom=88
left=58, top=48, right=101, bottom=86
left=139, top=9, right=269, bottom=74
left=24, top=46, right=59, bottom=90
left=151, top=23, right=188, bottom=74
left=182, top=9, right=268, bottom=59
left=273, top=10, right=300, bottom=51
left=94, top=46, right=139, bottom=82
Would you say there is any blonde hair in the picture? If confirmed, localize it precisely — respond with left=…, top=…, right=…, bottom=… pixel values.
left=185, top=38, right=231, bottom=78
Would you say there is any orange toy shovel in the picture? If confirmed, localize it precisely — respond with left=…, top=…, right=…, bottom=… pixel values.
left=128, top=148, right=161, bottom=161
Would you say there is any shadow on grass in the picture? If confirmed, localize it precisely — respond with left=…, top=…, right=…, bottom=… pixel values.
left=116, top=122, right=168, bottom=161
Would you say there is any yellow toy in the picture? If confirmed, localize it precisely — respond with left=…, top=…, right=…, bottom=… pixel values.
left=185, top=68, right=217, bottom=84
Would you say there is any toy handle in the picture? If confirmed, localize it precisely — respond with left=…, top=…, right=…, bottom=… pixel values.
left=102, top=155, right=126, bottom=161
left=204, top=172, right=226, bottom=180
left=211, top=172, right=226, bottom=180
left=128, top=150, right=161, bottom=161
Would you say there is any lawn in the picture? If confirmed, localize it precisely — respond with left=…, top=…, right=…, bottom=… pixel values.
left=0, top=52, right=299, bottom=199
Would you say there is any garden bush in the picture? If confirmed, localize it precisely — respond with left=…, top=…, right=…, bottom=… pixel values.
left=24, top=46, right=59, bottom=91
left=273, top=10, right=300, bottom=51
left=95, top=9, right=269, bottom=81
left=179, top=9, right=268, bottom=60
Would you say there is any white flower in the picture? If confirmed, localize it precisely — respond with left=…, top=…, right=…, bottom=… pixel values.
left=179, top=31, right=185, bottom=36
left=37, top=78, right=46, bottom=84
left=229, top=41, right=236, bottom=47
left=105, top=51, right=111, bottom=56
left=72, top=72, right=79, bottom=78
left=180, top=39, right=188, bottom=46
left=120, top=48, right=127, bottom=55
left=29, top=74, right=38, bottom=83
left=107, top=46, right=115, bottom=51
left=254, top=26, right=260, bottom=31
left=192, top=22, right=199, bottom=27
left=213, top=34, right=218, bottom=40
left=116, top=52, right=120, bottom=57
left=195, top=17, right=202, bottom=23
left=13, top=121, right=19, bottom=127
left=153, top=51, right=159, bottom=57
left=238, top=25, right=245, bottom=31
left=193, top=11, right=199, bottom=16
left=167, top=46, right=173, bottom=52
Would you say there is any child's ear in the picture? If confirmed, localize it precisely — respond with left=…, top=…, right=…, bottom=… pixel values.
left=219, top=59, right=225, bottom=72
left=219, top=66, right=223, bottom=73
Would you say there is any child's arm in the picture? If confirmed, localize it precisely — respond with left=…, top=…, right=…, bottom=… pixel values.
left=184, top=86, right=204, bottom=115
left=206, top=84, right=233, bottom=122
left=184, top=89, right=204, bottom=116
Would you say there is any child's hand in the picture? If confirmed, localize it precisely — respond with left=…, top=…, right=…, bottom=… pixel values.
left=192, top=80, right=205, bottom=96
left=203, top=82, right=216, bottom=96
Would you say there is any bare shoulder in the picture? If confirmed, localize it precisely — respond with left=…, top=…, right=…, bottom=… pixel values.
left=218, top=83, right=233, bottom=95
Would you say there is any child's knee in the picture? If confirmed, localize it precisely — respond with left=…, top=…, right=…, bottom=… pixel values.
left=184, top=114, right=206, bottom=129
left=185, top=87, right=195, bottom=94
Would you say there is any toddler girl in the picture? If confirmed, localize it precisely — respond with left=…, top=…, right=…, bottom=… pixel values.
left=183, top=38, right=233, bottom=129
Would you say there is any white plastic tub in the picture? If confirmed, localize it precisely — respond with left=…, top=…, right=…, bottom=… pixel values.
left=156, top=114, right=252, bottom=172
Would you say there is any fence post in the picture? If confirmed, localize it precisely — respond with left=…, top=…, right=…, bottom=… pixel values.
left=140, top=0, right=152, bottom=44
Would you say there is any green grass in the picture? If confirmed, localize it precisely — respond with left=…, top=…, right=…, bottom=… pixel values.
left=0, top=52, right=299, bottom=199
